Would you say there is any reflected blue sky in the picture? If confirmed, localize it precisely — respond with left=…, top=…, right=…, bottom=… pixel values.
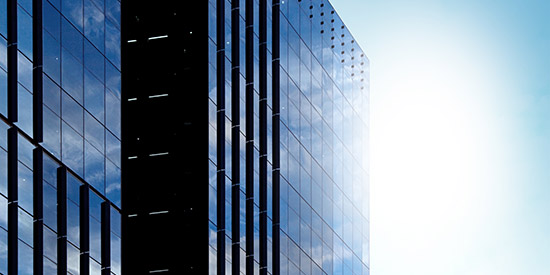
left=331, top=0, right=550, bottom=274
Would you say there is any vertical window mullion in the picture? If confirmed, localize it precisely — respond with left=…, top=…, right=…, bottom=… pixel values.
left=216, top=0, right=227, bottom=274
left=259, top=0, right=268, bottom=273
left=32, top=0, right=43, bottom=142
left=7, top=127, right=18, bottom=274
left=231, top=0, right=241, bottom=274
left=57, top=166, right=67, bottom=275
left=7, top=0, right=17, bottom=123
left=33, top=147, right=43, bottom=274
left=271, top=1, right=281, bottom=274
left=245, top=0, right=255, bottom=273
left=80, top=185, right=90, bottom=275
left=101, top=201, right=111, bottom=275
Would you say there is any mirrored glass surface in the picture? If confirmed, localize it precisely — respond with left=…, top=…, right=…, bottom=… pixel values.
left=84, top=0, right=105, bottom=53
left=61, top=48, right=84, bottom=104
left=43, top=31, right=61, bottom=83
left=85, top=141, right=104, bottom=192
left=84, top=69, right=105, bottom=123
left=18, top=240, right=33, bottom=275
left=17, top=7, right=33, bottom=60
left=18, top=164, right=33, bottom=213
left=62, top=122, right=84, bottom=176
left=43, top=107, right=61, bottom=158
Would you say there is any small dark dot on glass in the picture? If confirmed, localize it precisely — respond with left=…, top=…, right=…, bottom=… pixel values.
left=331, top=45, right=335, bottom=48
left=341, top=25, right=345, bottom=29
left=331, top=28, right=335, bottom=31
left=331, top=37, right=335, bottom=40
left=309, top=15, right=313, bottom=18
left=361, top=62, right=364, bottom=65
left=341, top=51, right=345, bottom=54
left=331, top=19, right=335, bottom=22
left=321, top=12, right=324, bottom=16
left=321, top=21, right=324, bottom=25
left=331, top=11, right=335, bottom=14
left=320, top=3, right=324, bottom=7
left=309, top=5, right=313, bottom=9
left=341, top=42, right=345, bottom=46
left=321, top=30, right=324, bottom=33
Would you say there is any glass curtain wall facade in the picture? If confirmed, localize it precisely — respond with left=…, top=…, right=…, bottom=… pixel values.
left=0, top=0, right=122, bottom=274
left=207, top=0, right=370, bottom=274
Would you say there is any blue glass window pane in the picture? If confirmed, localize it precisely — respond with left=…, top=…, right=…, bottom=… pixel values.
left=106, top=159, right=120, bottom=206
left=111, top=233, right=121, bottom=274
left=85, top=111, right=104, bottom=151
left=0, top=0, right=6, bottom=37
left=43, top=181, right=57, bottom=230
left=85, top=141, right=104, bottom=192
left=84, top=70, right=104, bottom=123
left=18, top=208, right=33, bottom=245
left=105, top=60, right=120, bottom=98
left=18, top=0, right=32, bottom=15
left=105, top=130, right=119, bottom=168
left=43, top=0, right=61, bottom=41
left=43, top=31, right=61, bottom=83
left=18, top=135, right=34, bottom=169
left=90, top=258, right=101, bottom=274
left=17, top=7, right=33, bottom=60
left=43, top=75, right=60, bottom=115
left=0, top=195, right=6, bottom=229
left=84, top=41, right=104, bottom=82
left=105, top=19, right=120, bottom=70
left=18, top=53, right=33, bottom=91
left=89, top=190, right=101, bottom=218
left=0, top=229, right=5, bottom=274
left=61, top=17, right=83, bottom=62
left=62, top=0, right=83, bottom=31
left=61, top=48, right=84, bottom=104
left=90, top=0, right=103, bottom=11
left=62, top=92, right=83, bottom=135
left=105, top=90, right=120, bottom=138
left=18, top=241, right=33, bottom=275
left=43, top=153, right=59, bottom=185
left=43, top=226, right=57, bottom=262
left=67, top=173, right=81, bottom=205
left=110, top=207, right=120, bottom=236
left=43, top=107, right=61, bottom=158
left=48, top=0, right=60, bottom=10
left=0, top=69, right=6, bottom=117
left=62, top=121, right=84, bottom=176
left=18, top=164, right=33, bottom=213
left=89, top=216, right=101, bottom=261
left=67, top=243, right=80, bottom=274
left=0, top=37, right=6, bottom=70
left=67, top=201, right=79, bottom=245
left=105, top=0, right=119, bottom=27
left=44, top=258, right=57, bottom=274
left=17, top=87, right=33, bottom=137
left=84, top=0, right=104, bottom=53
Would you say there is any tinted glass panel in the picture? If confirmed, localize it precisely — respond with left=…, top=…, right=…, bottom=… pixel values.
left=17, top=7, right=33, bottom=59
left=62, top=17, right=83, bottom=62
left=18, top=164, right=33, bottom=213
left=84, top=111, right=103, bottom=151
left=62, top=0, right=83, bottom=31
left=61, top=49, right=84, bottom=104
left=62, top=92, right=84, bottom=134
left=84, top=0, right=104, bottom=53
left=43, top=107, right=61, bottom=158
left=43, top=31, right=61, bottom=83
left=105, top=131, right=119, bottom=167
left=43, top=75, right=61, bottom=115
left=84, top=41, right=104, bottom=82
left=105, top=90, right=120, bottom=138
left=43, top=181, right=57, bottom=230
left=18, top=241, right=33, bottom=275
left=105, top=19, right=120, bottom=69
left=105, top=160, right=120, bottom=206
left=62, top=122, right=84, bottom=176
left=85, top=141, right=104, bottom=192
left=43, top=0, right=61, bottom=40
left=84, top=70, right=104, bottom=123
left=43, top=227, right=57, bottom=262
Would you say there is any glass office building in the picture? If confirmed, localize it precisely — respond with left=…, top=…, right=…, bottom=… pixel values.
left=0, top=0, right=122, bottom=274
left=123, top=0, right=369, bottom=274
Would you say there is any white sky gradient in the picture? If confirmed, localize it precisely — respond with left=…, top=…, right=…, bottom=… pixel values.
left=330, top=0, right=550, bottom=274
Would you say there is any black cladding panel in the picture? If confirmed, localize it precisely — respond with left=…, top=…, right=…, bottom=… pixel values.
left=121, top=1, right=209, bottom=274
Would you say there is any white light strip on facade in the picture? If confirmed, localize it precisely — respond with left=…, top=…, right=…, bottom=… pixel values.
left=128, top=156, right=138, bottom=159
left=148, top=35, right=168, bottom=40
left=128, top=214, right=138, bottom=217
left=149, top=270, right=169, bottom=274
left=148, top=94, right=169, bottom=98
left=128, top=98, right=137, bottom=101
left=149, top=152, right=169, bottom=157
left=127, top=39, right=137, bottom=43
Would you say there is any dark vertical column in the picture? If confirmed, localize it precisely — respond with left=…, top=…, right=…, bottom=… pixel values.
left=33, top=148, right=44, bottom=274
left=7, top=0, right=17, bottom=123
left=244, top=0, right=255, bottom=272
left=7, top=128, right=17, bottom=275
left=230, top=0, right=241, bottom=274
left=216, top=0, right=226, bottom=273
left=57, top=167, right=67, bottom=275
left=101, top=202, right=111, bottom=275
left=80, top=185, right=90, bottom=275
left=271, top=1, right=281, bottom=274
left=259, top=0, right=268, bottom=273
left=33, top=0, right=43, bottom=142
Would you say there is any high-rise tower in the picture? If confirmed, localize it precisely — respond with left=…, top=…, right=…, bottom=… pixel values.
left=122, top=0, right=369, bottom=274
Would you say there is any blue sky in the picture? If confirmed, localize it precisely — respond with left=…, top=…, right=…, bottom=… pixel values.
left=330, top=0, right=550, bottom=274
